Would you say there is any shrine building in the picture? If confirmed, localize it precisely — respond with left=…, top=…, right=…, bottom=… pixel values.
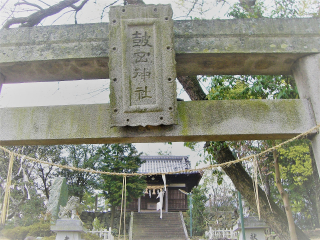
left=127, top=156, right=202, bottom=212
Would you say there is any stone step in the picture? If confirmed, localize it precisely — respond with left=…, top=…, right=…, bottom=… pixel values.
left=132, top=212, right=187, bottom=240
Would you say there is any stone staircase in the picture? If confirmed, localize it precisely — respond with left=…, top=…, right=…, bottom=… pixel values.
left=131, top=212, right=188, bottom=240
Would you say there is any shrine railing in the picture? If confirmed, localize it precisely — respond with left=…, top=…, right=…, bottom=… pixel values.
left=89, top=227, right=114, bottom=240
left=205, top=227, right=238, bottom=240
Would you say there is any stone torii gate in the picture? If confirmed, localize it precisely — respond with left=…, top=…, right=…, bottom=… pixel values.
left=0, top=4, right=320, bottom=177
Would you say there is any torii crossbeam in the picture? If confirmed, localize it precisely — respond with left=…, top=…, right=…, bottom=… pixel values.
left=0, top=5, right=320, bottom=176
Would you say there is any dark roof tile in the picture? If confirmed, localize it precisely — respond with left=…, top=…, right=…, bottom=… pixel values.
left=138, top=156, right=191, bottom=173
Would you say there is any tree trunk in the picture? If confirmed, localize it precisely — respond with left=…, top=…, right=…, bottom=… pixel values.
left=238, top=0, right=262, bottom=17
left=273, top=148, right=298, bottom=240
left=213, top=142, right=309, bottom=240
left=239, top=0, right=256, bottom=8
left=177, top=76, right=310, bottom=240
left=177, top=76, right=207, bottom=101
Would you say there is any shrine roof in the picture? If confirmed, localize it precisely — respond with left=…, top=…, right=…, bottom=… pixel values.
left=138, top=155, right=193, bottom=174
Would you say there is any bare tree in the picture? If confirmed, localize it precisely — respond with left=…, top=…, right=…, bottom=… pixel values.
left=2, top=0, right=90, bottom=29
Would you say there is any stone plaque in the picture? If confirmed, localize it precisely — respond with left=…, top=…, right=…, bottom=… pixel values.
left=109, top=4, right=177, bottom=127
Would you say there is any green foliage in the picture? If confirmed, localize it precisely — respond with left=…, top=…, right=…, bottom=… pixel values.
left=185, top=186, right=208, bottom=236
left=224, top=138, right=318, bottom=229
left=201, top=70, right=317, bottom=229
left=111, top=228, right=118, bottom=236
left=16, top=190, right=46, bottom=227
left=268, top=140, right=318, bottom=228
left=81, top=232, right=102, bottom=240
left=0, top=145, right=62, bottom=226
left=92, top=217, right=103, bottom=230
left=21, top=145, right=63, bottom=200
left=228, top=0, right=319, bottom=19
left=228, top=138, right=318, bottom=229
left=228, top=1, right=265, bottom=19
left=59, top=144, right=101, bottom=202
left=271, top=0, right=300, bottom=18
left=82, top=191, right=97, bottom=211
left=157, top=149, right=172, bottom=155
left=3, top=188, right=46, bottom=227
left=42, top=236, right=56, bottom=240
left=184, top=142, right=198, bottom=151
left=206, top=75, right=298, bottom=101
left=2, top=226, right=30, bottom=240
left=298, top=0, right=320, bottom=17
left=26, top=222, right=52, bottom=237
left=221, top=0, right=320, bottom=230
left=82, top=192, right=107, bottom=212
left=277, top=142, right=312, bottom=186
left=97, top=144, right=146, bottom=208
left=1, top=221, right=53, bottom=240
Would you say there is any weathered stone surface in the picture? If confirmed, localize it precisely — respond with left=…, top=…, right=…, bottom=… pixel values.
left=59, top=196, right=81, bottom=219
left=109, top=4, right=177, bottom=127
left=292, top=53, right=320, bottom=182
left=233, top=216, right=268, bottom=240
left=0, top=18, right=319, bottom=82
left=51, top=219, right=84, bottom=240
left=51, top=219, right=84, bottom=231
left=46, top=177, right=68, bottom=221
left=293, top=54, right=320, bottom=123
left=234, top=216, right=268, bottom=230
left=0, top=99, right=315, bottom=145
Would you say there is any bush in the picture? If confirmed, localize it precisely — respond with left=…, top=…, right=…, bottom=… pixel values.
left=81, top=232, right=102, bottom=240
left=92, top=217, right=103, bottom=230
left=42, top=235, right=56, bottom=240
left=27, top=222, right=52, bottom=237
left=1, top=222, right=53, bottom=240
left=111, top=228, right=118, bottom=236
left=2, top=226, right=29, bottom=240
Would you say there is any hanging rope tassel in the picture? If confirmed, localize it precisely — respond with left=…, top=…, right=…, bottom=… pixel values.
left=123, top=176, right=127, bottom=240
left=162, top=174, right=166, bottom=192
left=252, top=156, right=261, bottom=219
left=257, top=163, right=273, bottom=213
left=118, top=176, right=125, bottom=240
left=1, top=153, right=14, bottom=225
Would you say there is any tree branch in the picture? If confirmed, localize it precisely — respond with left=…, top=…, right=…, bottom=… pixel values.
left=0, top=0, right=11, bottom=12
left=70, top=0, right=89, bottom=11
left=178, top=75, right=309, bottom=240
left=187, top=0, right=199, bottom=17
left=14, top=0, right=43, bottom=10
left=3, top=0, right=80, bottom=29
left=37, top=0, right=50, bottom=7
left=177, top=76, right=207, bottom=101
left=238, top=0, right=260, bottom=17
left=71, top=0, right=89, bottom=24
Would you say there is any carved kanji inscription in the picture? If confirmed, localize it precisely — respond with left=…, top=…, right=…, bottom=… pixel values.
left=109, top=4, right=177, bottom=127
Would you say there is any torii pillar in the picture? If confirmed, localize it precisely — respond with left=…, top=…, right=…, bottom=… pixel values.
left=293, top=54, right=320, bottom=176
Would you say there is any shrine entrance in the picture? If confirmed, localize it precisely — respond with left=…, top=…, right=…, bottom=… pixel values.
left=126, top=155, right=202, bottom=213
left=1, top=3, right=320, bottom=240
